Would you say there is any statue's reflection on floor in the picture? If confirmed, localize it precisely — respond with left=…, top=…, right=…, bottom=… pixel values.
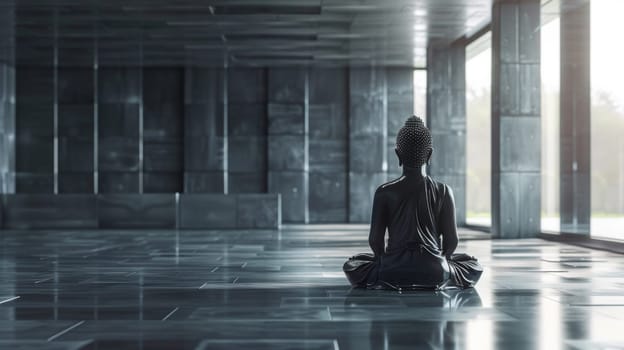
left=344, top=288, right=482, bottom=349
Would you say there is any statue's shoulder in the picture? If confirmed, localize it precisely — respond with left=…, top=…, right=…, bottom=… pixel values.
left=378, top=176, right=405, bottom=191
left=426, top=177, right=454, bottom=198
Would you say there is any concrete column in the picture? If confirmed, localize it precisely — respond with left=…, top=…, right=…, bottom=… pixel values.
left=560, top=2, right=591, bottom=234
left=97, top=68, right=141, bottom=193
left=491, top=0, right=541, bottom=238
left=386, top=68, right=415, bottom=180
left=348, top=67, right=387, bottom=223
left=183, top=68, right=226, bottom=193
left=426, top=43, right=467, bottom=225
left=0, top=64, right=15, bottom=195
left=267, top=68, right=308, bottom=223
left=57, top=68, right=94, bottom=193
left=143, top=68, right=184, bottom=193
left=227, top=68, right=268, bottom=193
left=309, top=68, right=348, bottom=223
left=0, top=2, right=15, bottom=196
left=15, top=65, right=55, bottom=193
left=347, top=67, right=414, bottom=223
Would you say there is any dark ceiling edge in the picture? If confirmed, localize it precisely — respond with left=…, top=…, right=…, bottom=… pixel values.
left=462, top=22, right=492, bottom=46
left=426, top=20, right=491, bottom=52
left=12, top=62, right=429, bottom=69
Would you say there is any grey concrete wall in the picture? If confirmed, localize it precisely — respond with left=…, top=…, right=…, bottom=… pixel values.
left=98, top=68, right=141, bottom=193
left=387, top=68, right=416, bottom=180
left=98, top=194, right=176, bottom=228
left=348, top=67, right=414, bottom=223
left=15, top=67, right=54, bottom=193
left=491, top=0, right=541, bottom=238
left=179, top=194, right=280, bottom=229
left=227, top=68, right=268, bottom=193
left=10, top=63, right=416, bottom=224
left=58, top=67, right=94, bottom=193
left=267, top=68, right=309, bottom=223
left=309, top=68, right=348, bottom=223
left=143, top=68, right=184, bottom=193
left=560, top=2, right=591, bottom=234
left=0, top=65, right=15, bottom=195
left=183, top=68, right=226, bottom=193
left=0, top=1, right=14, bottom=67
left=349, top=67, right=387, bottom=223
left=426, top=43, right=467, bottom=225
left=13, top=7, right=53, bottom=193
left=1, top=193, right=280, bottom=229
left=0, top=66, right=15, bottom=197
left=17, top=65, right=184, bottom=194
left=2, top=194, right=98, bottom=229
left=0, top=3, right=15, bottom=196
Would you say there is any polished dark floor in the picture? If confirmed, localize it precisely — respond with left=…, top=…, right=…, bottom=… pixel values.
left=1, top=226, right=624, bottom=349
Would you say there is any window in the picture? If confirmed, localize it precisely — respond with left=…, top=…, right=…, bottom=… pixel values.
left=541, top=6, right=560, bottom=233
left=413, top=70, right=427, bottom=120
left=591, top=0, right=624, bottom=240
left=465, top=32, right=492, bottom=226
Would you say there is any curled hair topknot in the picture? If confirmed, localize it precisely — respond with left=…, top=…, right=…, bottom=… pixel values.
left=395, top=116, right=432, bottom=167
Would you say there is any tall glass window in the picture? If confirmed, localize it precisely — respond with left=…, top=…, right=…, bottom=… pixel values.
left=413, top=69, right=427, bottom=120
left=591, top=0, right=624, bottom=240
left=541, top=6, right=560, bottom=233
left=465, top=32, right=491, bottom=226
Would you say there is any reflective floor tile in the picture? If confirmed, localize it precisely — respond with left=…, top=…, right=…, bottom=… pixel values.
left=1, top=227, right=624, bottom=349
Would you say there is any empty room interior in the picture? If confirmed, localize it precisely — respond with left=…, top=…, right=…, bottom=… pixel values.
left=2, top=0, right=624, bottom=349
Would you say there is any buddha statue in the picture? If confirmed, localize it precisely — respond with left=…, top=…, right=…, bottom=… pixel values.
left=343, top=116, right=483, bottom=290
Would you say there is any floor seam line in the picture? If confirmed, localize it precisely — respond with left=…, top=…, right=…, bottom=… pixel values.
left=162, top=307, right=179, bottom=321
left=47, top=320, right=85, bottom=342
left=0, top=296, right=20, bottom=305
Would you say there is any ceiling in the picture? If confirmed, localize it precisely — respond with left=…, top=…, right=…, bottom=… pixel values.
left=3, top=0, right=494, bottom=68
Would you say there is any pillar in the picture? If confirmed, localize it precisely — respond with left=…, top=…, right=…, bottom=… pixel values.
left=267, top=68, right=308, bottom=223
left=386, top=68, right=416, bottom=180
left=227, top=68, right=268, bottom=193
left=348, top=67, right=386, bottom=223
left=143, top=68, right=184, bottom=193
left=0, top=2, right=15, bottom=196
left=309, top=68, right=348, bottom=223
left=491, top=0, right=541, bottom=238
left=426, top=43, right=467, bottom=225
left=560, top=2, right=591, bottom=234
left=183, top=68, right=226, bottom=193
left=57, top=67, right=94, bottom=193
left=97, top=68, right=141, bottom=193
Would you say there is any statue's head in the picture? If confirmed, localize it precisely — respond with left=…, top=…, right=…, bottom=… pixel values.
left=395, top=116, right=432, bottom=168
